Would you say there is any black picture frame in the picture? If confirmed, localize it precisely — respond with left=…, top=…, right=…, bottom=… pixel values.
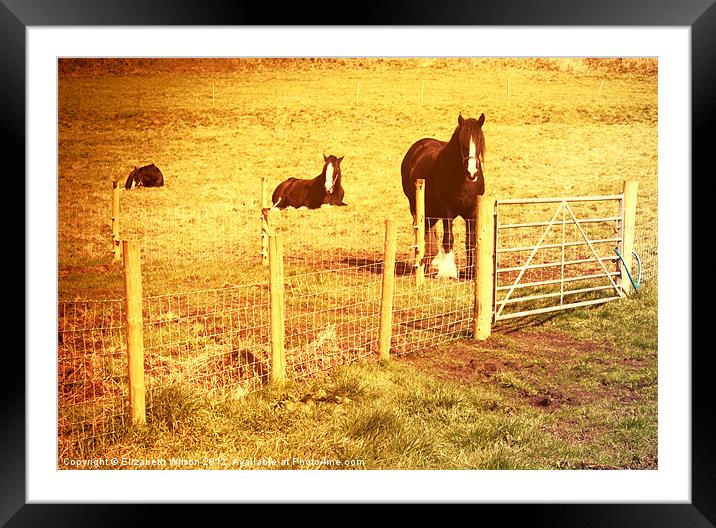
left=7, top=1, right=707, bottom=525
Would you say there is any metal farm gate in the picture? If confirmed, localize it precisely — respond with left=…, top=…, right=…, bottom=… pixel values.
left=492, top=191, right=634, bottom=322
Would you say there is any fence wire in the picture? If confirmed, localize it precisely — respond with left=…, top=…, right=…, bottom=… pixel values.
left=57, top=194, right=659, bottom=453
left=270, top=206, right=385, bottom=377
left=634, top=220, right=658, bottom=284
left=122, top=203, right=262, bottom=294
left=58, top=191, right=115, bottom=270
left=143, top=283, right=271, bottom=399
left=392, top=217, right=475, bottom=354
left=58, top=299, right=128, bottom=455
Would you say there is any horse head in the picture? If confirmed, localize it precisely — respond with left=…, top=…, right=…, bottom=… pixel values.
left=322, top=153, right=344, bottom=193
left=455, top=113, right=486, bottom=184
left=125, top=166, right=139, bottom=189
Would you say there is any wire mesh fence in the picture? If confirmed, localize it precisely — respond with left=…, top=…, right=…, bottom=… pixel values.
left=57, top=186, right=659, bottom=454
left=269, top=206, right=386, bottom=377
left=634, top=220, right=658, bottom=284
left=58, top=299, right=129, bottom=454
left=143, top=283, right=271, bottom=398
left=58, top=190, right=116, bottom=270
left=392, top=217, right=475, bottom=355
left=122, top=202, right=263, bottom=293
left=58, top=284, right=273, bottom=457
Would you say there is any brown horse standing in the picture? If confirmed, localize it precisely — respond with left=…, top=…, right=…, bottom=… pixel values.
left=272, top=154, right=346, bottom=209
left=401, top=113, right=486, bottom=278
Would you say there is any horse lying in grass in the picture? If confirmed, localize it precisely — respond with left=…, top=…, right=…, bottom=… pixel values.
left=125, top=164, right=165, bottom=190
left=271, top=154, right=346, bottom=209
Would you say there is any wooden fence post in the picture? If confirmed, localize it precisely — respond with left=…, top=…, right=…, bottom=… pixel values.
left=269, top=234, right=286, bottom=384
left=112, top=181, right=121, bottom=262
left=261, top=175, right=269, bottom=266
left=122, top=240, right=146, bottom=425
left=474, top=195, right=495, bottom=340
left=414, top=179, right=425, bottom=288
left=378, top=219, right=397, bottom=362
left=620, top=180, right=639, bottom=296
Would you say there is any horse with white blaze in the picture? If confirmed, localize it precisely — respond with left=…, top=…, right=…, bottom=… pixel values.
left=271, top=154, right=347, bottom=209
left=401, top=113, right=487, bottom=279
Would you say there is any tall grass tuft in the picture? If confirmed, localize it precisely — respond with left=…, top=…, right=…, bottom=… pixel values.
left=146, top=381, right=206, bottom=433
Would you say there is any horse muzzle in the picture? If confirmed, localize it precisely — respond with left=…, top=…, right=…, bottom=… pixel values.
left=465, top=170, right=481, bottom=184
left=465, top=156, right=480, bottom=183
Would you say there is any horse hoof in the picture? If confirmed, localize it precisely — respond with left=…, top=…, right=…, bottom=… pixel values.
left=435, top=251, right=458, bottom=279
left=431, top=250, right=445, bottom=269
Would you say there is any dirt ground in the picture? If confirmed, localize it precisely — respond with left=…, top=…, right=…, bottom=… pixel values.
left=402, top=328, right=647, bottom=409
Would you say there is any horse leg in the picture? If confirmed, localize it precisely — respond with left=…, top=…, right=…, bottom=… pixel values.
left=436, top=218, right=458, bottom=279
left=430, top=218, right=445, bottom=271
left=442, top=218, right=454, bottom=253
left=424, top=218, right=439, bottom=272
left=465, top=216, right=476, bottom=279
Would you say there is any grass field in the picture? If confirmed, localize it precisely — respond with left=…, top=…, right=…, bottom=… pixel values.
left=57, top=58, right=658, bottom=470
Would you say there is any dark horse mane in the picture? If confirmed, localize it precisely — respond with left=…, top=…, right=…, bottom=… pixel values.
left=401, top=113, right=487, bottom=278
left=271, top=154, right=346, bottom=209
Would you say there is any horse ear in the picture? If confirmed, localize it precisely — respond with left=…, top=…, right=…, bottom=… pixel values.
left=458, top=114, right=464, bottom=126
left=323, top=153, right=327, bottom=161
left=477, top=113, right=485, bottom=127
left=338, top=156, right=344, bottom=164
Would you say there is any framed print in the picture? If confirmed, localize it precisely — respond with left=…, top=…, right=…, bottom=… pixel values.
left=9, top=0, right=710, bottom=526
